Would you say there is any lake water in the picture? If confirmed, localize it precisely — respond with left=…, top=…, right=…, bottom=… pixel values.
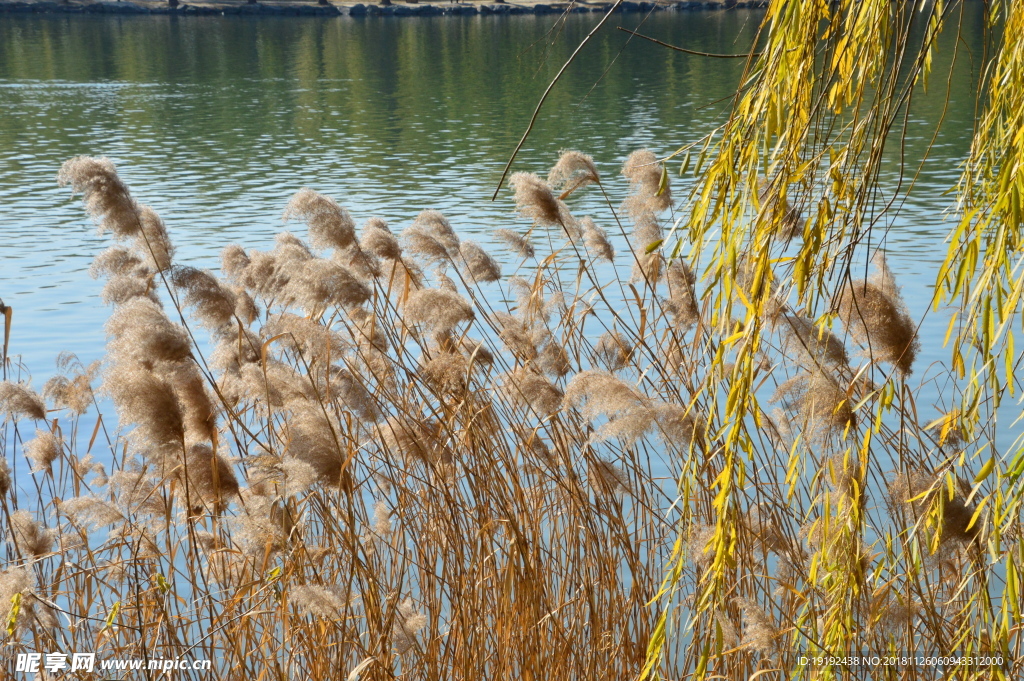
left=0, top=7, right=995, bottom=441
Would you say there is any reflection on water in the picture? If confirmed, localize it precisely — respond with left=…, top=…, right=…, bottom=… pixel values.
left=0, top=9, right=987, bottom=424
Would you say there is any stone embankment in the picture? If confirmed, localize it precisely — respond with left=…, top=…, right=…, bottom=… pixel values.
left=0, top=0, right=767, bottom=17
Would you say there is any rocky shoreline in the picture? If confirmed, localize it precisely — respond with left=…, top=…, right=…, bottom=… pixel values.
left=0, top=0, right=766, bottom=17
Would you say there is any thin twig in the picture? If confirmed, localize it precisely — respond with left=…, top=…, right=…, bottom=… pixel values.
left=491, top=0, right=624, bottom=200
left=616, top=27, right=763, bottom=58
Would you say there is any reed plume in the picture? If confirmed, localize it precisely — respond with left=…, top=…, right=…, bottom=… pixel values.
left=57, top=156, right=140, bottom=238
left=361, top=218, right=402, bottom=260
left=405, top=288, right=474, bottom=332
left=9, top=510, right=53, bottom=558
left=24, top=429, right=62, bottom=473
left=493, top=228, right=535, bottom=259
left=0, top=381, right=47, bottom=421
left=283, top=188, right=357, bottom=252
left=581, top=217, right=614, bottom=262
left=548, top=149, right=600, bottom=199
left=838, top=252, right=919, bottom=375
left=622, top=149, right=671, bottom=216
left=459, top=241, right=502, bottom=283
left=510, top=172, right=580, bottom=239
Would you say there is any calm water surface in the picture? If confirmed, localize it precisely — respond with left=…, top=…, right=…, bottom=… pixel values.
left=0, top=8, right=997, bottom=443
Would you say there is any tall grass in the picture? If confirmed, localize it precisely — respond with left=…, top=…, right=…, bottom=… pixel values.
left=0, top=147, right=1019, bottom=680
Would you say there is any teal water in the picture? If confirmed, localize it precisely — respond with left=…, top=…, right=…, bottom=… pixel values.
left=0, top=10, right=981, bottom=369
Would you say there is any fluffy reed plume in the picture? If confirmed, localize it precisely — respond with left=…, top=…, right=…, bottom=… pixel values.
left=507, top=276, right=546, bottom=322
left=100, top=269, right=158, bottom=306
left=868, top=590, right=920, bottom=634
left=393, top=598, right=427, bottom=654
left=234, top=493, right=293, bottom=558
left=171, top=266, right=238, bottom=330
left=757, top=179, right=802, bottom=241
left=765, top=407, right=794, bottom=452
left=286, top=259, right=371, bottom=314
left=436, top=270, right=459, bottom=293
left=370, top=499, right=392, bottom=537
left=210, top=328, right=262, bottom=380
left=493, top=228, right=535, bottom=259
left=284, top=407, right=345, bottom=485
left=138, top=205, right=175, bottom=271
left=537, top=337, right=572, bottom=377
left=360, top=218, right=402, bottom=261
left=715, top=610, right=739, bottom=649
left=24, top=429, right=62, bottom=473
left=589, top=458, right=632, bottom=497
left=0, top=381, right=47, bottom=420
left=461, top=337, right=494, bottom=367
left=180, top=443, right=240, bottom=513
left=779, top=313, right=848, bottom=368
left=234, top=287, right=260, bottom=325
left=504, top=369, right=563, bottom=416
left=622, top=149, right=671, bottom=216
left=8, top=510, right=54, bottom=558
left=563, top=370, right=645, bottom=421
left=459, top=241, right=502, bottom=283
left=108, top=469, right=169, bottom=518
left=509, top=172, right=580, bottom=239
left=405, top=288, right=474, bottom=333
left=318, top=366, right=380, bottom=422
left=264, top=313, right=347, bottom=365
left=744, top=505, right=803, bottom=563
left=105, top=298, right=192, bottom=364
left=630, top=212, right=665, bottom=282
left=734, top=597, right=781, bottom=657
left=493, top=312, right=538, bottom=361
left=91, top=246, right=144, bottom=279
left=888, top=469, right=978, bottom=546
left=275, top=231, right=316, bottom=266
left=420, top=351, right=469, bottom=395
left=593, top=330, right=634, bottom=371
left=687, top=524, right=716, bottom=568
left=103, top=362, right=185, bottom=460
left=0, top=568, right=55, bottom=633
left=771, top=370, right=855, bottom=442
left=280, top=458, right=318, bottom=496
left=60, top=495, right=125, bottom=528
left=377, top=416, right=446, bottom=466
left=0, top=457, right=10, bottom=498
left=581, top=217, right=614, bottom=262
left=412, top=210, right=460, bottom=255
left=632, top=211, right=663, bottom=251
left=235, top=361, right=312, bottom=409
left=339, top=243, right=382, bottom=281
left=233, top=250, right=289, bottom=300
left=57, top=156, right=140, bottom=238
left=665, top=259, right=699, bottom=329
left=548, top=150, right=600, bottom=198
left=292, top=584, right=350, bottom=619
left=838, top=252, right=919, bottom=375
left=283, top=188, right=357, bottom=252
left=591, top=401, right=705, bottom=449
left=221, top=244, right=252, bottom=281
left=71, top=453, right=106, bottom=484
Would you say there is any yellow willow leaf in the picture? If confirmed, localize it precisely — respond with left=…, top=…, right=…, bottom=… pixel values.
left=966, top=494, right=989, bottom=532
left=103, top=601, right=120, bottom=630
left=6, top=593, right=21, bottom=636
left=974, top=457, right=996, bottom=484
